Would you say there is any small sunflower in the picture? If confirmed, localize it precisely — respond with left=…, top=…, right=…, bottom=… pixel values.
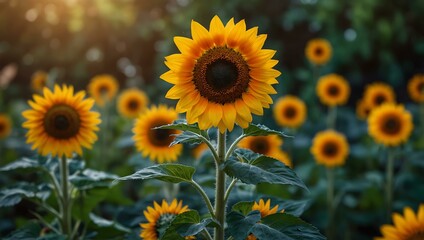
left=363, top=82, right=396, bottom=110
left=22, top=85, right=101, bottom=158
left=161, top=15, right=280, bottom=133
left=117, top=88, right=149, bottom=119
left=247, top=199, right=284, bottom=240
left=31, top=71, right=48, bottom=92
left=375, top=204, right=424, bottom=240
left=87, top=74, right=119, bottom=107
left=305, top=38, right=332, bottom=65
left=273, top=95, right=306, bottom=128
left=133, top=105, right=182, bottom=163
left=356, top=99, right=371, bottom=120
left=316, top=74, right=350, bottom=106
left=310, top=130, right=349, bottom=168
left=368, top=104, right=413, bottom=147
left=140, top=199, right=189, bottom=240
left=408, top=74, right=424, bottom=103
left=0, top=113, right=12, bottom=139
left=237, top=135, right=283, bottom=157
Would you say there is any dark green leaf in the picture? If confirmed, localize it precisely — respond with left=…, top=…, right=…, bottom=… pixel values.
left=0, top=157, right=41, bottom=172
left=227, top=210, right=261, bottom=240
left=2, top=221, right=67, bottom=240
left=233, top=148, right=262, bottom=162
left=155, top=119, right=208, bottom=139
left=70, top=169, right=118, bottom=190
left=170, top=131, right=203, bottom=146
left=223, top=156, right=307, bottom=190
left=173, top=211, right=219, bottom=237
left=0, top=183, right=51, bottom=207
left=243, top=124, right=290, bottom=137
left=231, top=201, right=255, bottom=216
left=117, top=164, right=195, bottom=184
left=89, top=213, right=131, bottom=233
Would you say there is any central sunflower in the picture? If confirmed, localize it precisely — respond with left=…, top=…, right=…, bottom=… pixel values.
left=161, top=15, right=280, bottom=133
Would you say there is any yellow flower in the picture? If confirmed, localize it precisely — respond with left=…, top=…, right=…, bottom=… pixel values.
left=247, top=199, right=285, bottom=240
left=0, top=113, right=12, bottom=139
left=356, top=99, right=371, bottom=120
left=363, top=82, right=396, bottom=110
left=132, top=105, right=182, bottom=163
left=22, top=85, right=101, bottom=158
left=368, top=104, right=413, bottom=147
left=305, top=38, right=332, bottom=65
left=310, top=130, right=349, bottom=168
left=140, top=199, right=189, bottom=240
left=374, top=204, right=424, bottom=240
left=408, top=74, right=424, bottom=103
left=273, top=95, right=307, bottom=128
left=161, top=15, right=280, bottom=133
left=31, top=71, right=48, bottom=92
left=87, top=74, right=119, bottom=107
left=316, top=74, right=350, bottom=106
left=116, top=88, right=149, bottom=119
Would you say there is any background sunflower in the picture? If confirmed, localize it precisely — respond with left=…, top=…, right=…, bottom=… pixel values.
left=363, top=82, right=396, bottom=110
left=273, top=95, right=307, bottom=128
left=30, top=71, right=48, bottom=92
left=87, top=74, right=119, bottom=107
left=305, top=38, right=332, bottom=65
left=316, top=73, right=350, bottom=106
left=408, top=74, right=424, bottom=103
left=310, top=130, right=349, bottom=167
left=0, top=114, right=12, bottom=139
left=117, top=88, right=149, bottom=119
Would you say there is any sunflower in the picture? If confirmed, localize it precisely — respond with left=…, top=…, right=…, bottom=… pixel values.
left=305, top=38, right=332, bottom=65
left=374, top=204, right=424, bottom=240
left=363, top=82, right=396, bottom=110
left=31, top=71, right=48, bottom=92
left=0, top=113, right=12, bottom=139
left=117, top=88, right=149, bottom=119
left=140, top=199, right=189, bottom=240
left=368, top=104, right=413, bottom=147
left=316, top=74, right=350, bottom=106
left=161, top=15, right=280, bottom=133
left=273, top=95, right=307, bottom=128
left=247, top=199, right=284, bottom=240
left=408, top=74, right=424, bottom=103
left=22, top=85, right=101, bottom=158
left=310, top=130, right=349, bottom=168
left=133, top=105, right=182, bottom=163
left=87, top=74, right=119, bottom=107
left=237, top=135, right=283, bottom=156
left=356, top=99, right=371, bottom=120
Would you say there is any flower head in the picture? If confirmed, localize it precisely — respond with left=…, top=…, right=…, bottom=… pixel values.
left=311, top=130, right=349, bottom=168
left=408, top=74, right=424, bottom=103
left=316, top=74, right=350, bottom=106
left=132, top=105, right=182, bottom=163
left=22, top=85, right=101, bottom=158
left=356, top=99, right=371, bottom=120
left=375, top=204, right=424, bottom=240
left=273, top=95, right=307, bottom=128
left=305, top=38, right=332, bottom=65
left=117, top=88, right=149, bottom=119
left=31, top=71, right=48, bottom=92
left=161, top=16, right=280, bottom=133
left=87, top=74, right=119, bottom=107
left=363, top=82, right=396, bottom=110
left=0, top=113, right=12, bottom=139
left=368, top=104, right=413, bottom=147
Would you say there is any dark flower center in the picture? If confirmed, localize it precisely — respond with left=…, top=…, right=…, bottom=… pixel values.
left=417, top=82, right=424, bottom=93
left=148, top=122, right=175, bottom=147
left=382, top=116, right=401, bottom=135
left=127, top=99, right=139, bottom=111
left=314, top=47, right=323, bottom=56
left=327, top=84, right=340, bottom=97
left=156, top=213, right=177, bottom=238
left=193, top=47, right=250, bottom=104
left=0, top=123, right=5, bottom=132
left=407, top=232, right=424, bottom=240
left=99, top=85, right=109, bottom=95
left=284, top=106, right=297, bottom=119
left=374, top=94, right=386, bottom=105
left=323, top=142, right=338, bottom=157
left=251, top=137, right=270, bottom=155
left=44, top=104, right=80, bottom=139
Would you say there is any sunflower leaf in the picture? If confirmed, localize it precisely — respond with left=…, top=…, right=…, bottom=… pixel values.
left=243, top=124, right=291, bottom=138
left=70, top=169, right=118, bottom=190
left=155, top=120, right=209, bottom=139
left=231, top=201, right=255, bottom=216
left=223, top=156, right=307, bottom=190
left=116, top=164, right=195, bottom=184
left=170, top=131, right=203, bottom=146
left=226, top=210, right=261, bottom=240
left=0, top=183, right=51, bottom=207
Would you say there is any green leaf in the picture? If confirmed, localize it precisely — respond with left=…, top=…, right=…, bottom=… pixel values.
left=223, top=156, right=307, bottom=190
left=89, top=213, right=131, bottom=233
left=0, top=183, right=51, bottom=207
left=117, top=164, right=195, bottom=184
left=2, top=221, right=66, bottom=240
left=233, top=148, right=262, bottom=162
left=227, top=210, right=261, bottom=240
left=231, top=201, right=255, bottom=216
left=70, top=169, right=118, bottom=190
left=170, top=131, right=203, bottom=146
left=155, top=119, right=208, bottom=139
left=243, top=124, right=290, bottom=137
left=174, top=211, right=219, bottom=237
left=0, top=157, right=41, bottom=172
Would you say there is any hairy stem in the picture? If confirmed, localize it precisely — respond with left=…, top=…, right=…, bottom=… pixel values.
left=190, top=180, right=215, bottom=219
left=214, top=132, right=227, bottom=240
left=59, top=155, right=71, bottom=237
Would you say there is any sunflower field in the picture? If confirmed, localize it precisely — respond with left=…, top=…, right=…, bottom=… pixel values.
left=1, top=0, right=424, bottom=240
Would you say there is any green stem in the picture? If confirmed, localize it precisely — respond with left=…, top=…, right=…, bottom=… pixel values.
left=59, top=155, right=71, bottom=237
left=190, top=180, right=215, bottom=218
left=326, top=167, right=335, bottom=240
left=327, top=106, right=337, bottom=130
left=224, top=134, right=245, bottom=160
left=386, top=148, right=395, bottom=221
left=202, top=229, right=214, bottom=240
left=224, top=178, right=237, bottom=204
left=198, top=134, right=220, bottom=163
left=420, top=101, right=424, bottom=148
left=214, top=132, right=227, bottom=240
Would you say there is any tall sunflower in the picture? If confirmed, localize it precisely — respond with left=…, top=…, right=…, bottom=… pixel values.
left=140, top=199, right=189, bottom=240
left=87, top=74, right=119, bottom=107
left=247, top=199, right=284, bottom=240
left=0, top=113, right=12, bottom=139
left=161, top=16, right=280, bottom=133
left=273, top=95, right=307, bottom=128
left=310, top=130, right=349, bottom=168
left=117, top=88, right=149, bottom=119
left=132, top=105, right=182, bottom=163
left=31, top=71, right=48, bottom=92
left=316, top=74, right=350, bottom=106
left=368, top=104, right=413, bottom=147
left=305, top=38, right=332, bottom=65
left=356, top=99, right=371, bottom=120
left=22, top=85, right=101, bottom=158
left=408, top=74, right=424, bottom=103
left=363, top=82, right=396, bottom=110
left=375, top=204, right=424, bottom=240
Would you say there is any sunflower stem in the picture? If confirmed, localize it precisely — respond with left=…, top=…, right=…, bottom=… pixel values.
left=214, top=131, right=227, bottom=240
left=59, top=155, right=72, bottom=237
left=224, top=134, right=245, bottom=160
left=385, top=147, right=395, bottom=221
left=190, top=180, right=215, bottom=219
left=420, top=101, right=424, bottom=148
left=327, top=106, right=337, bottom=129
left=326, top=167, right=335, bottom=240
left=224, top=178, right=237, bottom=204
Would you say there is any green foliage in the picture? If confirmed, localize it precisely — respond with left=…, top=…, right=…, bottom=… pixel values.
left=0, top=183, right=50, bottom=207
left=243, top=124, right=290, bottom=138
left=117, top=164, right=195, bottom=183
